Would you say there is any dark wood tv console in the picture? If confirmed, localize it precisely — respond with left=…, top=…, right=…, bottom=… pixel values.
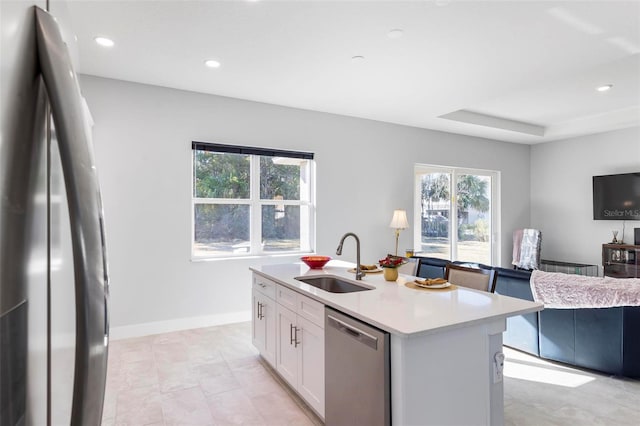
left=602, top=244, right=640, bottom=278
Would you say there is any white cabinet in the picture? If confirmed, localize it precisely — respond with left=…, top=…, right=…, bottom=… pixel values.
left=296, top=315, right=324, bottom=413
left=275, top=286, right=325, bottom=418
left=252, top=276, right=276, bottom=367
left=275, top=304, right=298, bottom=386
left=251, top=273, right=325, bottom=418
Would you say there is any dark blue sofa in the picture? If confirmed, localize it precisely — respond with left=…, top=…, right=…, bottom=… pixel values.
left=538, top=303, right=640, bottom=378
left=415, top=256, right=640, bottom=378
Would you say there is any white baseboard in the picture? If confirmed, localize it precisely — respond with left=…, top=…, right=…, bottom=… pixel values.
left=109, top=310, right=252, bottom=340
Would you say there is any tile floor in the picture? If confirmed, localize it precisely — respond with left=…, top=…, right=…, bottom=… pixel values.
left=503, top=348, right=640, bottom=425
left=103, top=321, right=640, bottom=425
left=102, top=322, right=320, bottom=426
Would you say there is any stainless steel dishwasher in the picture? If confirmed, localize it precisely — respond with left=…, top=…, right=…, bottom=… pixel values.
left=325, top=307, right=390, bottom=426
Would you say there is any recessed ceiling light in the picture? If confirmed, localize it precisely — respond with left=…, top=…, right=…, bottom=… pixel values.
left=94, top=36, right=114, bottom=47
left=204, top=59, right=221, bottom=68
left=596, top=84, right=613, bottom=92
left=388, top=29, right=404, bottom=39
left=351, top=55, right=365, bottom=63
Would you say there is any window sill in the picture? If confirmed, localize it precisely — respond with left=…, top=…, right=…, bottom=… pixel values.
left=190, top=251, right=313, bottom=263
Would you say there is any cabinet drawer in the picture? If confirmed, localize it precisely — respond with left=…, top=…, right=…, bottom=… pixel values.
left=275, top=284, right=324, bottom=328
left=298, top=295, right=324, bottom=329
left=253, top=275, right=276, bottom=299
left=276, top=284, right=298, bottom=311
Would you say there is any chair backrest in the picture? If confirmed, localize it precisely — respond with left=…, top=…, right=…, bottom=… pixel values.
left=386, top=254, right=418, bottom=276
left=445, top=263, right=497, bottom=293
left=398, top=257, right=418, bottom=276
left=415, top=257, right=450, bottom=279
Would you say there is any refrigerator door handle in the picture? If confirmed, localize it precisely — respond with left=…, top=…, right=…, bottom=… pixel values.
left=35, top=7, right=110, bottom=426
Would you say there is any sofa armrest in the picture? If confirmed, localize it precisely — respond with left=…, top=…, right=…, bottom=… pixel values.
left=492, top=266, right=539, bottom=355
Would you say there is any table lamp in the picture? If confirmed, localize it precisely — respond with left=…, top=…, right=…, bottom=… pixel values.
left=389, top=209, right=409, bottom=256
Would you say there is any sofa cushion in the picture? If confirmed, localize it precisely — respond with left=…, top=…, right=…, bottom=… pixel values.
left=575, top=308, right=623, bottom=375
left=539, top=309, right=576, bottom=365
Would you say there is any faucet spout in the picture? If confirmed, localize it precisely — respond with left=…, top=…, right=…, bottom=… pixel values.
left=336, top=232, right=363, bottom=280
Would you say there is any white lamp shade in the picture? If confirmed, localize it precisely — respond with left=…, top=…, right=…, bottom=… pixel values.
left=389, top=209, right=409, bottom=229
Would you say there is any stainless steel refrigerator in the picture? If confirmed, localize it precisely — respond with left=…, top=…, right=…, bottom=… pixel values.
left=0, top=2, right=109, bottom=425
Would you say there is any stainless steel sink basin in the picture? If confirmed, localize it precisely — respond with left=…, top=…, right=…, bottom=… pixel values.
left=295, top=276, right=373, bottom=293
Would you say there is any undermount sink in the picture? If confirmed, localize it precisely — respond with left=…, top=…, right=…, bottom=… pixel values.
left=295, top=276, right=374, bottom=293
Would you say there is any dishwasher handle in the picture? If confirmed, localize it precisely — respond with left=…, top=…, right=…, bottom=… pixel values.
left=327, top=314, right=378, bottom=350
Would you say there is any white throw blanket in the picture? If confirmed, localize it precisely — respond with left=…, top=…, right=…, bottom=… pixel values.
left=512, top=228, right=541, bottom=270
left=530, top=270, right=640, bottom=309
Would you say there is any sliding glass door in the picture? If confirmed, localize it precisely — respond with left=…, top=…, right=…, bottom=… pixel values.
left=414, top=165, right=499, bottom=265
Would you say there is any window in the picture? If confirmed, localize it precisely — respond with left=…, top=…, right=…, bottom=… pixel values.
left=414, top=164, right=499, bottom=264
left=192, top=142, right=315, bottom=258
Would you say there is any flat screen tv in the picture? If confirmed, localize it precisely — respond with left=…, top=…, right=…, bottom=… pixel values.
left=593, top=173, right=640, bottom=220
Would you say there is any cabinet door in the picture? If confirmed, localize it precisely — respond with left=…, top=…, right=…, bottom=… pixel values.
left=297, top=316, right=325, bottom=418
left=261, top=295, right=277, bottom=367
left=252, top=291, right=276, bottom=366
left=276, top=304, right=298, bottom=388
left=602, top=245, right=640, bottom=278
left=251, top=291, right=266, bottom=354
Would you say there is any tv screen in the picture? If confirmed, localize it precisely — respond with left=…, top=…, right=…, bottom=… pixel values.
left=593, top=173, right=640, bottom=220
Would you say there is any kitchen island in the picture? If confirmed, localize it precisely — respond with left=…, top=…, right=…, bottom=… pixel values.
left=250, top=260, right=542, bottom=425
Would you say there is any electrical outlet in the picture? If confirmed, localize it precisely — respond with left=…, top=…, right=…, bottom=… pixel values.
left=493, top=352, right=505, bottom=383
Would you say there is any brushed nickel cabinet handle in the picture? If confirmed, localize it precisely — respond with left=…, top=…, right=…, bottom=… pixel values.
left=290, top=323, right=295, bottom=345
left=258, top=302, right=265, bottom=320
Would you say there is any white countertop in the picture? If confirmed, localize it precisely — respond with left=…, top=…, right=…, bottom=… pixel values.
left=250, top=260, right=543, bottom=338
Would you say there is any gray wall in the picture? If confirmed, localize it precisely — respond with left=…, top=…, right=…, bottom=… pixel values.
left=80, top=75, right=531, bottom=335
left=531, top=126, right=640, bottom=271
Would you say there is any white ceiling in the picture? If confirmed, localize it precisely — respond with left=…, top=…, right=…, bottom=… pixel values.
left=66, top=0, right=640, bottom=144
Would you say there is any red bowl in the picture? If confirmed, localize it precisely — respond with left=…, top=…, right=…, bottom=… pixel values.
left=301, top=255, right=332, bottom=269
